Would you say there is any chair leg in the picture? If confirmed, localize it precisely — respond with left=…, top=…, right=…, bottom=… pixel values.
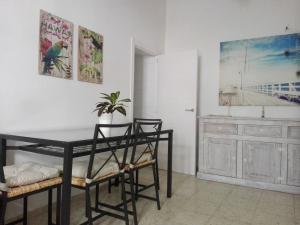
left=95, top=184, right=99, bottom=210
left=155, top=160, right=160, bottom=190
left=114, top=177, right=119, bottom=186
left=85, top=187, right=93, bottom=225
left=135, top=170, right=139, bottom=200
left=120, top=174, right=129, bottom=225
left=0, top=197, right=7, bottom=225
left=108, top=179, right=112, bottom=194
left=48, top=189, right=53, bottom=225
left=56, top=185, right=61, bottom=225
left=129, top=172, right=138, bottom=225
left=23, top=196, right=28, bottom=225
left=152, top=164, right=161, bottom=210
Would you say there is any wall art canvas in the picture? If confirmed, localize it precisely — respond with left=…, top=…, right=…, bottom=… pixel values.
left=39, top=10, right=73, bottom=79
left=219, top=33, right=300, bottom=106
left=78, top=26, right=103, bottom=84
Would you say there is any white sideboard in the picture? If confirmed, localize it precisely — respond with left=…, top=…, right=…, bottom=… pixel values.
left=198, top=116, right=300, bottom=194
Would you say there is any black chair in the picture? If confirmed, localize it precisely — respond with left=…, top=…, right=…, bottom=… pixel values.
left=0, top=162, right=61, bottom=225
left=133, top=118, right=162, bottom=133
left=128, top=120, right=162, bottom=210
left=70, top=123, right=137, bottom=225
left=133, top=118, right=162, bottom=190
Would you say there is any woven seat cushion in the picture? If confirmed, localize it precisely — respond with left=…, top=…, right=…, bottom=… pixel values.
left=1, top=162, right=60, bottom=191
left=56, top=158, right=120, bottom=187
left=3, top=177, right=62, bottom=198
left=130, top=158, right=155, bottom=169
left=71, top=172, right=118, bottom=187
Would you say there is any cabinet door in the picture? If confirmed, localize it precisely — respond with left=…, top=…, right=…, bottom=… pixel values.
left=204, top=138, right=237, bottom=177
left=243, top=141, right=281, bottom=184
left=287, top=144, right=300, bottom=186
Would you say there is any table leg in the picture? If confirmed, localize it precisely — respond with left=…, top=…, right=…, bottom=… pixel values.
left=167, top=131, right=173, bottom=198
left=0, top=138, right=7, bottom=183
left=0, top=139, right=7, bottom=166
left=60, top=144, right=73, bottom=225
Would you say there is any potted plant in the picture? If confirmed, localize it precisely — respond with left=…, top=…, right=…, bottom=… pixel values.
left=94, top=91, right=131, bottom=125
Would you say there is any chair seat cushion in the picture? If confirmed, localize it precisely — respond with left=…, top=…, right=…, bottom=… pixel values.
left=71, top=172, right=117, bottom=187
left=56, top=158, right=120, bottom=185
left=4, top=177, right=62, bottom=198
left=3, top=162, right=60, bottom=189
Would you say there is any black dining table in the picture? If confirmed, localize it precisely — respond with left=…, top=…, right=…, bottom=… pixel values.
left=0, top=128, right=173, bottom=225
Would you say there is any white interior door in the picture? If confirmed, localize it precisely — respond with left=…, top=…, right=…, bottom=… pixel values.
left=156, top=50, right=198, bottom=175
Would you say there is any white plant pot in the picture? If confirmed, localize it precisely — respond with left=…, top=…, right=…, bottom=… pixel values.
left=98, top=113, right=113, bottom=137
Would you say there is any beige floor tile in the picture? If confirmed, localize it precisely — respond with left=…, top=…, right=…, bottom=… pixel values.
left=230, top=186, right=262, bottom=202
left=182, top=197, right=219, bottom=216
left=160, top=195, right=190, bottom=212
left=261, top=190, right=294, bottom=206
left=192, top=190, right=228, bottom=205
left=296, top=216, right=300, bottom=225
left=215, top=203, right=256, bottom=223
left=167, top=210, right=211, bottom=225
left=295, top=204, right=300, bottom=220
left=295, top=195, right=300, bottom=208
left=224, top=193, right=258, bottom=210
left=206, top=215, right=251, bottom=225
left=257, top=200, right=295, bottom=218
left=252, top=211, right=297, bottom=225
left=173, top=177, right=206, bottom=198
left=138, top=207, right=173, bottom=225
left=201, top=181, right=233, bottom=195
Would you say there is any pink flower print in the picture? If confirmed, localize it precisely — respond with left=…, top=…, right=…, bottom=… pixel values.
left=62, top=23, right=69, bottom=30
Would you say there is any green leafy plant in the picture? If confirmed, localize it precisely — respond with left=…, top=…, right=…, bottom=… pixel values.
left=94, top=91, right=131, bottom=117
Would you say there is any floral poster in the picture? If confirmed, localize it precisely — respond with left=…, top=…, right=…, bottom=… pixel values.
left=78, top=26, right=103, bottom=84
left=39, top=10, right=73, bottom=79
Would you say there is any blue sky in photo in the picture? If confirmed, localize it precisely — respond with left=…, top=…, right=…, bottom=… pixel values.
left=220, top=33, right=300, bottom=67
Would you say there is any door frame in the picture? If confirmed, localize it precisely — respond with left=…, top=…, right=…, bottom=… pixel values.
left=129, top=37, right=158, bottom=121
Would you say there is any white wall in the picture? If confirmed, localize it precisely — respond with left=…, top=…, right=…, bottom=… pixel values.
left=165, top=0, right=300, bottom=118
left=0, top=0, right=166, bottom=217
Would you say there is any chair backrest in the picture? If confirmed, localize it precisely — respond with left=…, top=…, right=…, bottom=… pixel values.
left=133, top=118, right=162, bottom=133
left=131, top=121, right=162, bottom=165
left=86, top=123, right=132, bottom=181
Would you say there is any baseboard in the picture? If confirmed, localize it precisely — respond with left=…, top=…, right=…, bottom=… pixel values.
left=197, top=172, right=300, bottom=194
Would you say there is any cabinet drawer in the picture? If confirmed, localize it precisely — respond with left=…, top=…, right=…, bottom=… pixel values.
left=204, top=123, right=237, bottom=135
left=243, top=125, right=282, bottom=138
left=287, top=126, right=300, bottom=139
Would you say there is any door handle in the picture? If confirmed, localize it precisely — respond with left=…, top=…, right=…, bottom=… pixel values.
left=185, top=108, right=194, bottom=112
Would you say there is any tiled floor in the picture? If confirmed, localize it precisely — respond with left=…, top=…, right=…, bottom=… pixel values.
left=26, top=168, right=300, bottom=225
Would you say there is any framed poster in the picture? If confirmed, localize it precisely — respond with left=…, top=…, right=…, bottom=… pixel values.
left=78, top=26, right=103, bottom=84
left=39, top=10, right=73, bottom=79
left=219, top=33, right=300, bottom=106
